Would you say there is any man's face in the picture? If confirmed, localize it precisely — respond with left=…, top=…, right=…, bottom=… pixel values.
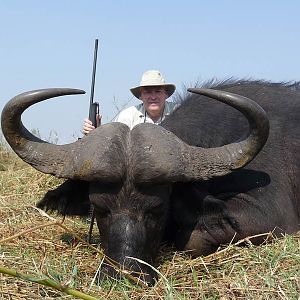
left=140, top=86, right=168, bottom=119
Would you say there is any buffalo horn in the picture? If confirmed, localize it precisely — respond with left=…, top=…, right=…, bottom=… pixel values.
left=131, top=88, right=269, bottom=183
left=183, top=88, right=270, bottom=180
left=1, top=88, right=128, bottom=181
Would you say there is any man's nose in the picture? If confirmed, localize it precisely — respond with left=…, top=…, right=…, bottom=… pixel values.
left=150, top=91, right=157, bottom=99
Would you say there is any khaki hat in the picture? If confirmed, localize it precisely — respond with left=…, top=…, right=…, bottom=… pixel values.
left=130, top=70, right=176, bottom=99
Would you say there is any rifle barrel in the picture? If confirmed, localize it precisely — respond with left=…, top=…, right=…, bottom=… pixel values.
left=89, top=39, right=99, bottom=105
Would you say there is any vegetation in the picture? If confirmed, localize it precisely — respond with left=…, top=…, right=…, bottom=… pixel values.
left=0, top=144, right=299, bottom=299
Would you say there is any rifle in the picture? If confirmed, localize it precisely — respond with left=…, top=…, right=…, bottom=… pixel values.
left=88, top=39, right=99, bottom=243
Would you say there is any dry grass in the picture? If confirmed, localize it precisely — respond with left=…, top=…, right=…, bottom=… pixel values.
left=0, top=148, right=299, bottom=299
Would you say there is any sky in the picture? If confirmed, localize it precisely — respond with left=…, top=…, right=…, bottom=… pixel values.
left=0, top=1, right=299, bottom=144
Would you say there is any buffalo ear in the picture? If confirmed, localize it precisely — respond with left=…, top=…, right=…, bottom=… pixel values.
left=37, top=179, right=90, bottom=216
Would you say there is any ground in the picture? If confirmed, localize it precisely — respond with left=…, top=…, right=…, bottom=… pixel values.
left=0, top=147, right=299, bottom=299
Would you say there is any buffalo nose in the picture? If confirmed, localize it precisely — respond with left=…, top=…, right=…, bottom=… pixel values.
left=97, top=261, right=157, bottom=285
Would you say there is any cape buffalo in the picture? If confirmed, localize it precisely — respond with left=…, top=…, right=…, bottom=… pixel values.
left=1, top=79, right=299, bottom=284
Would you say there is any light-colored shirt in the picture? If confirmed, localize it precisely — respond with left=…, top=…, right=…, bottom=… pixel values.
left=113, top=101, right=177, bottom=129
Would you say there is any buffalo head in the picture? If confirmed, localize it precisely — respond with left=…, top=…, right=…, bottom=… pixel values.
left=1, top=87, right=269, bottom=283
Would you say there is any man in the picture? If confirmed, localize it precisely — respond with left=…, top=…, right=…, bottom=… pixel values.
left=82, top=70, right=177, bottom=134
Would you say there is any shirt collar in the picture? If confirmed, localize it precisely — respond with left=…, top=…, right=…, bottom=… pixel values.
left=137, top=102, right=172, bottom=117
left=137, top=103, right=170, bottom=124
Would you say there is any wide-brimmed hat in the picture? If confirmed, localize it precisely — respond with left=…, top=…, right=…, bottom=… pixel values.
left=130, top=70, right=176, bottom=99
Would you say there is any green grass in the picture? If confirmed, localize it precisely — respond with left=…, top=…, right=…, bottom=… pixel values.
left=0, top=146, right=299, bottom=299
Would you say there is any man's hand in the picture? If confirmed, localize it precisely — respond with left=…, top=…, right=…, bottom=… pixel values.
left=82, top=114, right=102, bottom=135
